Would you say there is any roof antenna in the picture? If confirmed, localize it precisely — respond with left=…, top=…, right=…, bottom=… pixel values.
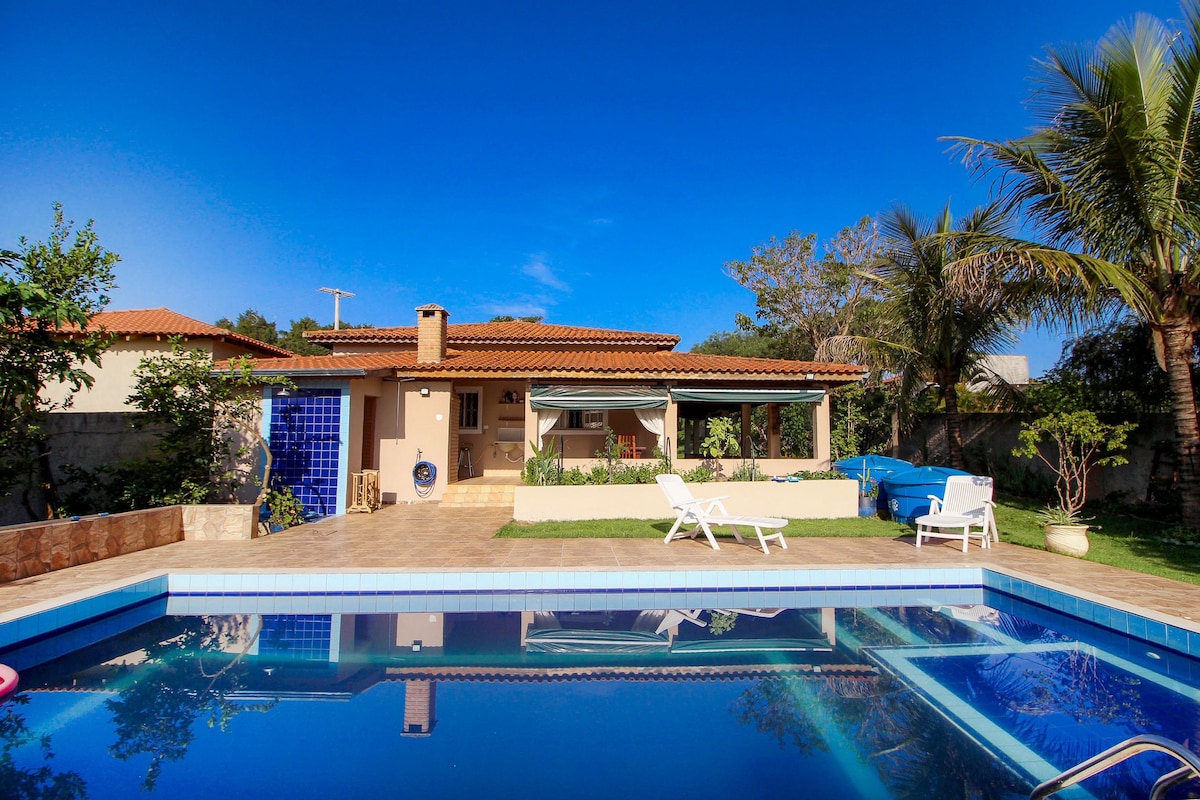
left=318, top=287, right=356, bottom=330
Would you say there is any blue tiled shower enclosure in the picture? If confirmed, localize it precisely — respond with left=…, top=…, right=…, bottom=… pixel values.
left=269, top=389, right=342, bottom=517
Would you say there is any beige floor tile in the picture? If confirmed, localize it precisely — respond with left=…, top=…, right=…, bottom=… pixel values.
left=0, top=503, right=1197, bottom=630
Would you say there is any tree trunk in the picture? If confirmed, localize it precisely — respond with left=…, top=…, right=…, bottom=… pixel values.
left=1160, top=322, right=1200, bottom=528
left=942, top=374, right=965, bottom=470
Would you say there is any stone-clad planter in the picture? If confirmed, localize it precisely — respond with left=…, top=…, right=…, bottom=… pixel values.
left=0, top=503, right=259, bottom=584
left=513, top=480, right=858, bottom=522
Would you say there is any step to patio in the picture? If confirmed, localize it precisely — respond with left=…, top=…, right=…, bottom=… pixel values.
left=439, top=483, right=515, bottom=509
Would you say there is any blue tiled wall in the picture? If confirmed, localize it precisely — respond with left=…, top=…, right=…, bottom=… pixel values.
left=258, top=614, right=332, bottom=661
left=269, top=388, right=343, bottom=517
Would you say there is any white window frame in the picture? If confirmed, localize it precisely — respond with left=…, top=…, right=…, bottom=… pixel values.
left=457, top=386, right=483, bottom=434
left=552, top=408, right=608, bottom=434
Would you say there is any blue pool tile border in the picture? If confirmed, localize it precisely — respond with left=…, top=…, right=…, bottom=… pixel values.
left=0, top=567, right=1197, bottom=660
left=980, top=569, right=1200, bottom=660
left=0, top=575, right=168, bottom=650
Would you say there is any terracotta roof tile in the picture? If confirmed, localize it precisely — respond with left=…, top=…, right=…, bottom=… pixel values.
left=232, top=348, right=866, bottom=382
left=69, top=308, right=293, bottom=358
left=306, top=321, right=680, bottom=348
left=381, top=664, right=879, bottom=683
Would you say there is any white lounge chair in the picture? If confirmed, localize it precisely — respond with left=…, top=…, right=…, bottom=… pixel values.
left=914, top=475, right=998, bottom=552
left=655, top=474, right=788, bottom=554
left=655, top=609, right=707, bottom=635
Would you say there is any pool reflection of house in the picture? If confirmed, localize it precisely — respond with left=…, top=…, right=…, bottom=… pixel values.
left=15, top=609, right=877, bottom=740
left=226, top=304, right=867, bottom=514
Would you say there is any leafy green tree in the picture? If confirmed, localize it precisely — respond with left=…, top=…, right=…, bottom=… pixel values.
left=950, top=2, right=1200, bottom=525
left=0, top=205, right=117, bottom=519
left=129, top=342, right=291, bottom=504
left=723, top=220, right=900, bottom=461
left=489, top=314, right=544, bottom=323
left=214, top=309, right=278, bottom=345
left=106, top=616, right=274, bottom=791
left=854, top=203, right=1035, bottom=469
left=217, top=309, right=378, bottom=356
left=725, top=217, right=887, bottom=362
left=829, top=384, right=896, bottom=460
left=690, top=329, right=782, bottom=359
left=1028, top=319, right=1176, bottom=415
left=0, top=695, right=87, bottom=799
left=699, top=415, right=741, bottom=460
left=277, top=316, right=331, bottom=356
left=1014, top=411, right=1136, bottom=516
left=67, top=341, right=291, bottom=511
left=732, top=678, right=828, bottom=754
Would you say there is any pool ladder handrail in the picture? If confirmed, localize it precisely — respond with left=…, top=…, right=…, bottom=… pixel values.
left=1030, top=734, right=1200, bottom=800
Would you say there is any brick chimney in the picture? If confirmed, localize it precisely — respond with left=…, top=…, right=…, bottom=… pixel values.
left=415, top=304, right=448, bottom=363
left=401, top=680, right=437, bottom=737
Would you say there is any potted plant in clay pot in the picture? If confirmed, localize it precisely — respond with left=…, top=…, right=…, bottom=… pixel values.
left=1013, top=410, right=1135, bottom=557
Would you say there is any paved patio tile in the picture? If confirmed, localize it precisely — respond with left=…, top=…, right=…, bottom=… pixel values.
left=0, top=503, right=1195, bottom=631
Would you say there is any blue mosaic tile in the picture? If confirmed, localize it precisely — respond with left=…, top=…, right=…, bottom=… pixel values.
left=1145, top=620, right=1168, bottom=647
left=268, top=388, right=343, bottom=518
left=1167, top=625, right=1189, bottom=654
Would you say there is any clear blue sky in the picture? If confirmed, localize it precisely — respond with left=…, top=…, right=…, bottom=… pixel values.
left=0, top=1, right=1182, bottom=376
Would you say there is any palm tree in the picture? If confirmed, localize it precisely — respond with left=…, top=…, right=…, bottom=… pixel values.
left=950, top=2, right=1200, bottom=526
left=872, top=203, right=1033, bottom=469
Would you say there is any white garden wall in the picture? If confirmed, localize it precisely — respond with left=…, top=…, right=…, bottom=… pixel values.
left=513, top=480, right=858, bottom=522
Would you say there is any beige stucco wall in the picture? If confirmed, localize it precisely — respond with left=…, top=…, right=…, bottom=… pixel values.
left=394, top=612, right=445, bottom=649
left=513, top=479, right=858, bottom=522
left=45, top=337, right=281, bottom=415
left=43, top=339, right=187, bottom=413
left=380, top=382, right=453, bottom=503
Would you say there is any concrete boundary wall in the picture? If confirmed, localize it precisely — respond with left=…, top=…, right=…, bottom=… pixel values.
left=513, top=480, right=858, bottom=522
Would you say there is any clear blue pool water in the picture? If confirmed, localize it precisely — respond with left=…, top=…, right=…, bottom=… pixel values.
left=0, top=585, right=1197, bottom=799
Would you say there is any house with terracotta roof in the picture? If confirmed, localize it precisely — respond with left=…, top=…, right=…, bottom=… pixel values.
left=46, top=307, right=293, bottom=413
left=234, top=304, right=866, bottom=515
left=0, top=308, right=293, bottom=525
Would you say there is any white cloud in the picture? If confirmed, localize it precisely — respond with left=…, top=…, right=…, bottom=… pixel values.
left=521, top=254, right=569, bottom=292
left=480, top=301, right=548, bottom=319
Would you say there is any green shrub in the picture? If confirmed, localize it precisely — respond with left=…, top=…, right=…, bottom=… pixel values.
left=728, top=461, right=766, bottom=482
left=265, top=485, right=305, bottom=530
left=559, top=467, right=589, bottom=485
left=521, top=439, right=560, bottom=485
left=678, top=466, right=714, bottom=483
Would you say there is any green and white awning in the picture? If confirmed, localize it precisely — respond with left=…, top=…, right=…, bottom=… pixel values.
left=529, top=385, right=670, bottom=410
left=670, top=388, right=825, bottom=404
left=529, top=386, right=824, bottom=409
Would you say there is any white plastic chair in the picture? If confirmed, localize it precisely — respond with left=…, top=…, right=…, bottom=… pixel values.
left=914, top=475, right=998, bottom=552
left=655, top=474, right=788, bottom=554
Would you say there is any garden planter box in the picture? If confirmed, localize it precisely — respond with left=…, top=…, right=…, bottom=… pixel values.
left=513, top=480, right=858, bottom=522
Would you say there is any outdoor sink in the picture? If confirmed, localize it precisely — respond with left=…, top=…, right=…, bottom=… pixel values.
left=494, top=428, right=524, bottom=458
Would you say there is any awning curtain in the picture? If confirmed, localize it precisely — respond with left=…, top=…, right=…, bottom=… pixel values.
left=669, top=388, right=826, bottom=404
left=530, top=386, right=669, bottom=410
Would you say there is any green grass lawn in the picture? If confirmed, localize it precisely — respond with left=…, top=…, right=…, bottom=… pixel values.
left=496, top=496, right=1200, bottom=586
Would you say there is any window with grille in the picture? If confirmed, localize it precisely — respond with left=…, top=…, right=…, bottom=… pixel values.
left=458, top=387, right=482, bottom=433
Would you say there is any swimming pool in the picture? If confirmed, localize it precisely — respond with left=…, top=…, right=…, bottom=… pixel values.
left=0, top=570, right=1197, bottom=799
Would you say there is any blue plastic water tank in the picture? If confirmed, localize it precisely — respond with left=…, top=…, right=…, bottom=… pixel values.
left=879, top=466, right=972, bottom=523
left=833, top=455, right=914, bottom=511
